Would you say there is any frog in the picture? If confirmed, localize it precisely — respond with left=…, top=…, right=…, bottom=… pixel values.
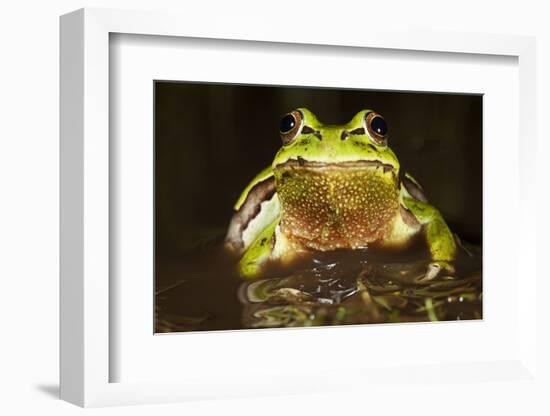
left=225, top=108, right=456, bottom=279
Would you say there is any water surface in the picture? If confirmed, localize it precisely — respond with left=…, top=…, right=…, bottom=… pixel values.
left=155, top=234, right=482, bottom=332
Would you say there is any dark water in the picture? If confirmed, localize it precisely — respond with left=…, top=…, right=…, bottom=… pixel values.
left=155, top=234, right=482, bottom=333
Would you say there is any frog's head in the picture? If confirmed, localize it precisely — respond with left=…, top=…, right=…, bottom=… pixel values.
left=272, top=108, right=400, bottom=173
left=272, top=108, right=402, bottom=251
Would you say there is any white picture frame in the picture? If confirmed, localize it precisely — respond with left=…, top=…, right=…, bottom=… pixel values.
left=60, top=7, right=539, bottom=408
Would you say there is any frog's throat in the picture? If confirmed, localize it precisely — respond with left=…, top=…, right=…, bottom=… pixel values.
left=273, top=161, right=400, bottom=251
left=275, top=158, right=395, bottom=173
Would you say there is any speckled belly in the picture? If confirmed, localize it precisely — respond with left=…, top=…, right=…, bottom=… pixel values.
left=274, top=165, right=400, bottom=251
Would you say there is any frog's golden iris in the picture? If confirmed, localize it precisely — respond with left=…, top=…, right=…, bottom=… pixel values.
left=225, top=108, right=457, bottom=279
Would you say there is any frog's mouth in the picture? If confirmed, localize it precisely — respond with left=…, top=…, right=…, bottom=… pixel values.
left=275, top=158, right=395, bottom=173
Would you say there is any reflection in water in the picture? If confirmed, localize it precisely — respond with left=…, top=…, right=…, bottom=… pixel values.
left=155, top=234, right=481, bottom=333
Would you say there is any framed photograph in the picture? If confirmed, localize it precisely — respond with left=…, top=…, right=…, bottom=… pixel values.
left=153, top=81, right=483, bottom=333
left=60, top=8, right=539, bottom=408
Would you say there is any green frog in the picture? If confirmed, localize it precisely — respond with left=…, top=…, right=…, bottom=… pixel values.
left=225, top=108, right=456, bottom=279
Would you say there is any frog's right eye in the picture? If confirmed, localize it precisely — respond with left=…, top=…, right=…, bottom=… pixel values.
left=279, top=110, right=303, bottom=145
left=364, top=111, right=389, bottom=145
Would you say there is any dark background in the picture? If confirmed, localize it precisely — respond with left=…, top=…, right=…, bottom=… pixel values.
left=155, top=81, right=482, bottom=259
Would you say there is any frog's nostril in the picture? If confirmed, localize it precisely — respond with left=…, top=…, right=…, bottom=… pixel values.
left=341, top=131, right=349, bottom=141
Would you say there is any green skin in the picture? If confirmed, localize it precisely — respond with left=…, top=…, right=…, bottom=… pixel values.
left=226, top=108, right=456, bottom=279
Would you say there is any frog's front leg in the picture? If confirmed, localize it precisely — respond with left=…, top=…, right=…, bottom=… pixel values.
left=238, top=217, right=279, bottom=278
left=402, top=196, right=457, bottom=279
left=225, top=167, right=284, bottom=278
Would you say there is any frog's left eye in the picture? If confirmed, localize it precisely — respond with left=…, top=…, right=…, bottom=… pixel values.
left=364, top=112, right=388, bottom=145
left=279, top=110, right=304, bottom=145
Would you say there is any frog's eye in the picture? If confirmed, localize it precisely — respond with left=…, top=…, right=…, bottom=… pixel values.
left=364, top=112, right=388, bottom=145
left=279, top=110, right=304, bottom=145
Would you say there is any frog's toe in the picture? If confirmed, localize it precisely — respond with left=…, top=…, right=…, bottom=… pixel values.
left=418, top=261, right=455, bottom=282
left=238, top=257, right=263, bottom=279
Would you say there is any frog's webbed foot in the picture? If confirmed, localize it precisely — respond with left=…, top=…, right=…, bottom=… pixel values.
left=419, top=260, right=456, bottom=282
